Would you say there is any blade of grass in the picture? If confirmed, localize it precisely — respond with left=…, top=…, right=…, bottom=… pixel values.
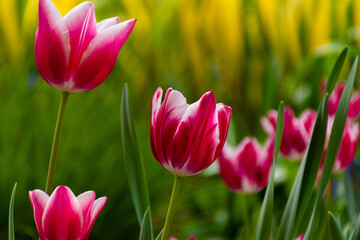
left=323, top=47, right=348, bottom=94
left=255, top=102, right=284, bottom=240
left=8, top=182, right=17, bottom=240
left=328, top=212, right=345, bottom=240
left=139, top=208, right=153, bottom=240
left=121, top=83, right=153, bottom=240
left=304, top=57, right=358, bottom=239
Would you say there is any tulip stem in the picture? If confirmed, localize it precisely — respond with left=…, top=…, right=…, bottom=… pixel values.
left=45, top=92, right=70, bottom=195
left=161, top=175, right=182, bottom=240
left=244, top=194, right=251, bottom=240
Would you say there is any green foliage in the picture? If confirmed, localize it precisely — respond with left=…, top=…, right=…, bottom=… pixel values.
left=328, top=212, right=345, bottom=240
left=255, top=102, right=284, bottom=240
left=121, top=83, right=153, bottom=239
left=8, top=183, right=16, bottom=240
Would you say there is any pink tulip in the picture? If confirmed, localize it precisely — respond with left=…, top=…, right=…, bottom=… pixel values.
left=218, top=138, right=274, bottom=193
left=35, top=0, right=136, bottom=93
left=261, top=107, right=317, bottom=160
left=322, top=80, right=360, bottom=120
left=151, top=87, right=232, bottom=176
left=322, top=117, right=359, bottom=172
left=169, top=237, right=196, bottom=240
left=29, top=186, right=107, bottom=240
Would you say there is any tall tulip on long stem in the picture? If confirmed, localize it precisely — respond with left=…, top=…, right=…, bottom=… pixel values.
left=35, top=0, right=136, bottom=194
left=150, top=87, right=231, bottom=239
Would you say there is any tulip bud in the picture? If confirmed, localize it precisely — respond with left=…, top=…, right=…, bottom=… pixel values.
left=150, top=87, right=232, bottom=176
left=261, top=107, right=316, bottom=160
left=218, top=138, right=274, bottom=193
left=29, top=186, right=106, bottom=240
left=35, top=0, right=136, bottom=93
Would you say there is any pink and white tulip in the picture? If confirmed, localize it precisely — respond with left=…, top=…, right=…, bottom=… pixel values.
left=322, top=117, right=359, bottom=172
left=150, top=87, right=232, bottom=176
left=35, top=0, right=136, bottom=93
left=218, top=138, right=274, bottom=193
left=322, top=80, right=360, bottom=120
left=261, top=107, right=316, bottom=160
left=29, top=186, right=107, bottom=240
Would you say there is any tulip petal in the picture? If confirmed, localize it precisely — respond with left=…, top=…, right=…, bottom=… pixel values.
left=150, top=87, right=164, bottom=162
left=218, top=144, right=243, bottom=191
left=213, top=104, right=232, bottom=158
left=77, top=191, right=96, bottom=220
left=42, top=186, right=83, bottom=240
left=170, top=92, right=218, bottom=175
left=73, top=19, right=136, bottom=92
left=29, top=190, right=49, bottom=239
left=96, top=17, right=119, bottom=32
left=63, top=1, right=97, bottom=82
left=154, top=89, right=189, bottom=168
left=35, top=0, right=70, bottom=88
left=80, top=197, right=107, bottom=240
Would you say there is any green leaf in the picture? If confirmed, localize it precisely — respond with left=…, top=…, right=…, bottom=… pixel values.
left=323, top=47, right=348, bottom=94
left=349, top=213, right=360, bottom=240
left=304, top=57, right=358, bottom=239
left=155, top=229, right=164, bottom=240
left=139, top=208, right=154, bottom=240
left=255, top=102, right=284, bottom=240
left=8, top=182, right=17, bottom=240
left=328, top=212, right=345, bottom=240
left=276, top=95, right=328, bottom=240
left=121, top=83, right=153, bottom=236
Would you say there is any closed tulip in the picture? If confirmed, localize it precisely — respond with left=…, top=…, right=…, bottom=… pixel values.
left=29, top=186, right=107, bottom=240
left=261, top=107, right=316, bottom=160
left=322, top=80, right=360, bottom=120
left=323, top=117, right=359, bottom=172
left=35, top=0, right=136, bottom=92
left=218, top=138, right=274, bottom=193
left=151, top=87, right=232, bottom=176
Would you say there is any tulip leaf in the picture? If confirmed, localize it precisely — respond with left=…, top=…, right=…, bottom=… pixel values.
left=155, top=229, right=164, bottom=240
left=323, top=47, right=348, bottom=94
left=304, top=57, right=358, bottom=239
left=349, top=213, right=360, bottom=240
left=121, top=83, right=153, bottom=239
left=276, top=94, right=328, bottom=240
left=277, top=48, right=348, bottom=240
left=139, top=208, right=153, bottom=240
left=8, top=183, right=17, bottom=240
left=255, top=102, right=284, bottom=240
left=328, top=212, right=345, bottom=240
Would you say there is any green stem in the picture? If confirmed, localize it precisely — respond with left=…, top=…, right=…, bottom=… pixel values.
left=161, top=175, right=182, bottom=240
left=45, top=92, right=70, bottom=195
left=244, top=194, right=251, bottom=240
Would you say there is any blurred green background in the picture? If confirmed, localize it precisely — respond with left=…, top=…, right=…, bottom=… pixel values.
left=1, top=0, right=360, bottom=239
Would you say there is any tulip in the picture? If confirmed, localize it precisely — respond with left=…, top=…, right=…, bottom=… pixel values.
left=322, top=80, right=360, bottom=120
left=35, top=0, right=136, bottom=93
left=261, top=107, right=316, bottom=160
left=151, top=87, right=232, bottom=176
left=322, top=117, right=359, bottom=172
left=29, top=186, right=107, bottom=240
left=151, top=87, right=231, bottom=240
left=218, top=138, right=274, bottom=193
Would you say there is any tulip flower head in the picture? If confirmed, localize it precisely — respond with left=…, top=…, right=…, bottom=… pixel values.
left=322, top=117, right=359, bottom=172
left=29, top=186, right=107, bottom=240
left=322, top=80, right=360, bottom=120
left=35, top=0, right=136, bottom=93
left=218, top=138, right=274, bottom=193
left=261, top=107, right=316, bottom=160
left=150, top=87, right=232, bottom=176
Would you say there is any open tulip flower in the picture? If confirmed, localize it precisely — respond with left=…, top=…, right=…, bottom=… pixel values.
left=151, top=87, right=232, bottom=176
left=323, top=117, right=359, bottom=172
left=36, top=0, right=136, bottom=93
left=29, top=186, right=107, bottom=240
left=261, top=107, right=316, bottom=160
left=322, top=80, right=360, bottom=120
left=218, top=138, right=274, bottom=193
